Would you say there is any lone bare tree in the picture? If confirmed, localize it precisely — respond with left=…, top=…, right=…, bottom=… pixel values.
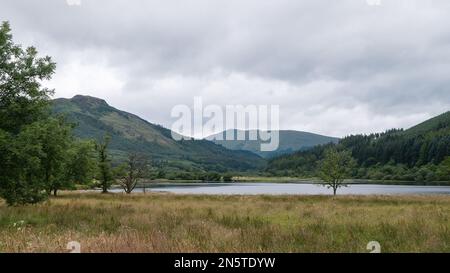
left=118, top=153, right=148, bottom=194
left=319, top=147, right=356, bottom=195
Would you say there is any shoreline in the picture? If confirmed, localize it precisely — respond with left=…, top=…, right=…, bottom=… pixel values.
left=127, top=178, right=450, bottom=187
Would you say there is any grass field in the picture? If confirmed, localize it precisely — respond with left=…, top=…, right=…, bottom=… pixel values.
left=0, top=193, right=449, bottom=253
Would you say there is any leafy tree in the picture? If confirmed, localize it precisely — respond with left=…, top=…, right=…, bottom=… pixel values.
left=66, top=141, right=97, bottom=184
left=318, top=148, right=356, bottom=195
left=116, top=153, right=149, bottom=194
left=95, top=135, right=113, bottom=193
left=61, top=140, right=97, bottom=192
left=1, top=116, right=94, bottom=200
left=0, top=125, right=48, bottom=205
left=0, top=21, right=56, bottom=134
left=0, top=21, right=56, bottom=205
left=35, top=117, right=74, bottom=196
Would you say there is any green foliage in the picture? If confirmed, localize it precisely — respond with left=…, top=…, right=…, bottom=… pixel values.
left=0, top=117, right=96, bottom=203
left=0, top=21, right=56, bottom=134
left=95, top=135, right=114, bottom=193
left=318, top=148, right=356, bottom=195
left=165, top=171, right=200, bottom=181
left=160, top=170, right=236, bottom=182
left=25, top=117, right=74, bottom=196
left=63, top=140, right=97, bottom=187
left=0, top=127, right=48, bottom=205
left=437, top=157, right=450, bottom=181
left=0, top=21, right=58, bottom=205
left=267, top=143, right=333, bottom=177
left=0, top=23, right=97, bottom=204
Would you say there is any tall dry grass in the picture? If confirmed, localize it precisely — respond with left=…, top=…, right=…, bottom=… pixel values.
left=0, top=192, right=448, bottom=252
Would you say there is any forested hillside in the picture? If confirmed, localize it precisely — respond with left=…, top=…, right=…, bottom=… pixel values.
left=267, top=112, right=450, bottom=182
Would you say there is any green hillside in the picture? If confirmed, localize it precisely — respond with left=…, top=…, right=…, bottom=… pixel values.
left=52, top=95, right=266, bottom=172
left=207, top=129, right=339, bottom=158
left=267, top=111, right=450, bottom=181
left=403, top=111, right=450, bottom=137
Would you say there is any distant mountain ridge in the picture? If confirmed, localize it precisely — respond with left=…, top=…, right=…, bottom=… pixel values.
left=207, top=129, right=339, bottom=158
left=52, top=95, right=266, bottom=172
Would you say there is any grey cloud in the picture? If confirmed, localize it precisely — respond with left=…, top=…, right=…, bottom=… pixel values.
left=1, top=0, right=449, bottom=136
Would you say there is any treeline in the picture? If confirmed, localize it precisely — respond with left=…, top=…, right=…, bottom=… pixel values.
left=340, top=127, right=450, bottom=167
left=161, top=171, right=233, bottom=182
left=267, top=118, right=450, bottom=182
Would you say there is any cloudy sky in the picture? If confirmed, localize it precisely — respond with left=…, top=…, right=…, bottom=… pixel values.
left=1, top=0, right=449, bottom=137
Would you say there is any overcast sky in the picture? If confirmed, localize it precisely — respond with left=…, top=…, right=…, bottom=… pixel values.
left=1, top=0, right=449, bottom=137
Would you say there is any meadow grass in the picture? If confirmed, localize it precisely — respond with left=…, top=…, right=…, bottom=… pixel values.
left=0, top=192, right=448, bottom=253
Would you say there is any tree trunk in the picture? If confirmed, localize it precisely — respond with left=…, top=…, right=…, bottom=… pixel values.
left=53, top=189, right=58, bottom=197
left=333, top=187, right=337, bottom=196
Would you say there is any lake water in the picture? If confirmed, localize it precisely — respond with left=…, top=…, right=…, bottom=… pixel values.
left=111, top=182, right=450, bottom=195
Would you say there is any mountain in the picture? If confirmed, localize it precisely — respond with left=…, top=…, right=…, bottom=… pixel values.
left=207, top=129, right=339, bottom=158
left=52, top=95, right=266, bottom=172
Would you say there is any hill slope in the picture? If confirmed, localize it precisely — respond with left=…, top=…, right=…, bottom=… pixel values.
left=403, top=111, right=450, bottom=137
left=267, top=111, right=450, bottom=179
left=207, top=129, right=339, bottom=158
left=52, top=95, right=266, bottom=172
